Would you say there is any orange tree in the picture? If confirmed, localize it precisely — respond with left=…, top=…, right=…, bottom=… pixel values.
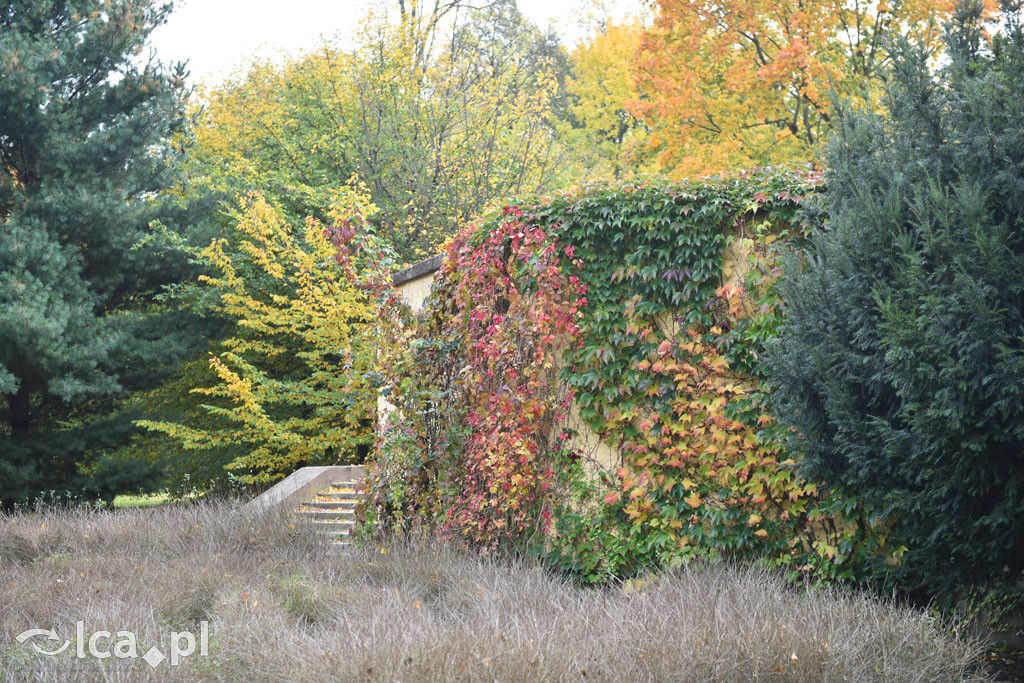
left=631, top=0, right=960, bottom=176
left=368, top=169, right=897, bottom=581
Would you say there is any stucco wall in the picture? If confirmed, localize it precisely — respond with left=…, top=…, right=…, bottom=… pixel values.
left=396, top=272, right=435, bottom=312
left=379, top=268, right=439, bottom=422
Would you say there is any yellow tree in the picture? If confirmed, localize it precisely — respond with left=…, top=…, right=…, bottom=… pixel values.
left=185, top=50, right=360, bottom=228
left=566, top=20, right=655, bottom=179
left=349, top=0, right=572, bottom=260
left=139, top=187, right=388, bottom=484
left=632, top=0, right=959, bottom=176
left=185, top=0, right=571, bottom=264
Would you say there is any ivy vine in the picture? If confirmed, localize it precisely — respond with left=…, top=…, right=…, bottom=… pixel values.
left=368, top=168, right=898, bottom=582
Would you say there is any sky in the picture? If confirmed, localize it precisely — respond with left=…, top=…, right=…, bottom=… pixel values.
left=149, top=0, right=640, bottom=86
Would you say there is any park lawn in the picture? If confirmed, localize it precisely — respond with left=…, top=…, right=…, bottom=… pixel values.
left=112, top=492, right=173, bottom=509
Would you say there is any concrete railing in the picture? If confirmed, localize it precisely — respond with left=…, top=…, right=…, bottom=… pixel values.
left=244, top=465, right=365, bottom=512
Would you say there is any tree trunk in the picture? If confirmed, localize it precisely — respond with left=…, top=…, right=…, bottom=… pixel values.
left=8, top=383, right=31, bottom=437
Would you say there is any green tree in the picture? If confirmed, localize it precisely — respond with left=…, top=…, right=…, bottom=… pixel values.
left=0, top=0, right=193, bottom=505
left=188, top=0, right=572, bottom=265
left=351, top=0, right=573, bottom=260
left=765, top=1, right=1024, bottom=601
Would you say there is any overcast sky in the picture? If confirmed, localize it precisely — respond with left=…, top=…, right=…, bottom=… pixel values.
left=149, top=0, right=639, bottom=85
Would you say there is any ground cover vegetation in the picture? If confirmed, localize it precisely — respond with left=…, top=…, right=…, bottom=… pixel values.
left=0, top=501, right=991, bottom=681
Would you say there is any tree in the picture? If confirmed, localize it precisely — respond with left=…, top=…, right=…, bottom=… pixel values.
left=564, top=19, right=654, bottom=179
left=351, top=0, right=573, bottom=260
left=185, top=50, right=360, bottom=231
left=765, top=0, right=1024, bottom=601
left=0, top=0, right=192, bottom=505
left=188, top=0, right=572, bottom=264
left=140, top=188, right=391, bottom=485
left=631, top=0, right=958, bottom=176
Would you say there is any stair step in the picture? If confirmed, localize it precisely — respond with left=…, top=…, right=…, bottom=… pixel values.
left=299, top=500, right=358, bottom=510
left=295, top=510, right=356, bottom=520
left=323, top=481, right=361, bottom=492
left=295, top=518, right=354, bottom=530
left=320, top=528, right=355, bottom=540
left=282, top=477, right=366, bottom=546
left=311, top=493, right=361, bottom=502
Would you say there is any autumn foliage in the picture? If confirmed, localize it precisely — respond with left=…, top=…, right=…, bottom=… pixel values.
left=631, top=0, right=959, bottom=175
left=185, top=1, right=571, bottom=264
left=367, top=171, right=897, bottom=580
left=369, top=208, right=587, bottom=548
left=141, top=188, right=393, bottom=484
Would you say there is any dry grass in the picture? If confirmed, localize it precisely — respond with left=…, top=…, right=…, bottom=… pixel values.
left=0, top=500, right=990, bottom=682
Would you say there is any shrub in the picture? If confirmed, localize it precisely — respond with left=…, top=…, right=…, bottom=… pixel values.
left=764, top=1, right=1024, bottom=604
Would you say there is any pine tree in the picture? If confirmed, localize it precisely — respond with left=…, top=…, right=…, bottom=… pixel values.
left=765, top=1, right=1024, bottom=601
left=0, top=1, right=192, bottom=505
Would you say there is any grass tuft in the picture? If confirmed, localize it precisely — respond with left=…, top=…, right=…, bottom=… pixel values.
left=0, top=500, right=993, bottom=681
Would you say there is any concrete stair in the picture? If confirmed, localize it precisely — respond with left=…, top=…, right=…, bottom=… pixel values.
left=246, top=466, right=367, bottom=547
left=294, top=481, right=363, bottom=546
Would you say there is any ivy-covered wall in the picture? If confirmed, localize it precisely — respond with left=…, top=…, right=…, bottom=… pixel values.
left=368, top=169, right=896, bottom=583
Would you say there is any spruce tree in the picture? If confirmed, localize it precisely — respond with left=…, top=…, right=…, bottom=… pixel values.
left=765, top=1, right=1024, bottom=601
left=0, top=1, right=193, bottom=504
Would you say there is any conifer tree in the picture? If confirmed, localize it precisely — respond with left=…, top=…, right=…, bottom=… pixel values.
left=0, top=1, right=192, bottom=504
left=766, top=1, right=1024, bottom=601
